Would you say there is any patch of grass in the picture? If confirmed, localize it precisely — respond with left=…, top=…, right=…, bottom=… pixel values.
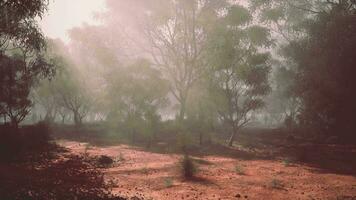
left=180, top=154, right=197, bottom=179
left=269, top=178, right=284, bottom=189
left=141, top=167, right=149, bottom=175
left=235, top=164, right=245, bottom=175
left=282, top=158, right=291, bottom=167
left=164, top=177, right=173, bottom=188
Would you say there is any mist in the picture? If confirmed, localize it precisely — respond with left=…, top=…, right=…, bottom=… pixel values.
left=1, top=0, right=356, bottom=199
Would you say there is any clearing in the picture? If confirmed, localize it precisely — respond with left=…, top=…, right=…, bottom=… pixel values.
left=58, top=133, right=356, bottom=200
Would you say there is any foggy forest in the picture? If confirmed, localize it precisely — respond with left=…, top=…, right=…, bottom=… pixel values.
left=0, top=0, right=356, bottom=199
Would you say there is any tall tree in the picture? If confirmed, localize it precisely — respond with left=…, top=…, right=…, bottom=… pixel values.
left=253, top=0, right=356, bottom=140
left=292, top=1, right=356, bottom=138
left=56, top=69, right=92, bottom=127
left=0, top=0, right=48, bottom=52
left=0, top=0, right=54, bottom=126
left=103, top=0, right=227, bottom=122
left=106, top=59, right=169, bottom=143
left=207, top=5, right=271, bottom=146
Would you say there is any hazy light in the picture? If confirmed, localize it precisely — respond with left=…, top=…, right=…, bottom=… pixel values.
left=40, top=0, right=106, bottom=42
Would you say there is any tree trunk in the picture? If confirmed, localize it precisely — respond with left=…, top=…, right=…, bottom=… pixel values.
left=10, top=117, right=19, bottom=129
left=61, top=115, right=65, bottom=124
left=178, top=100, right=186, bottom=123
left=228, top=126, right=238, bottom=147
left=199, top=131, right=203, bottom=146
left=131, top=129, right=136, bottom=144
left=73, top=112, right=82, bottom=126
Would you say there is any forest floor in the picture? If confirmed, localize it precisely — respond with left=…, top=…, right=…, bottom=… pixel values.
left=58, top=133, right=356, bottom=200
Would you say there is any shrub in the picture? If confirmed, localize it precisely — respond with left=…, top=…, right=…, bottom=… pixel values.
left=0, top=122, right=53, bottom=162
left=269, top=178, right=284, bottom=189
left=97, top=155, right=114, bottom=167
left=282, top=158, right=291, bottom=167
left=180, top=154, right=197, bottom=179
left=164, top=177, right=173, bottom=188
left=141, top=167, right=149, bottom=175
left=235, top=164, right=245, bottom=175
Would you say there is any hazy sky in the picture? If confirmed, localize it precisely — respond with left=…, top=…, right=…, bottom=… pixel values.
left=40, top=0, right=106, bottom=43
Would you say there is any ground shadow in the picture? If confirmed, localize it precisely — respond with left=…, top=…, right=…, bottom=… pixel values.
left=52, top=125, right=356, bottom=176
left=0, top=144, right=130, bottom=200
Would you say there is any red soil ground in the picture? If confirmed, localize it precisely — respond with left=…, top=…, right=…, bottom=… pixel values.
left=59, top=140, right=356, bottom=200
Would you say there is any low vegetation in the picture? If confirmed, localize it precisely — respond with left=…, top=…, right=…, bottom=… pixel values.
left=269, top=178, right=284, bottom=189
left=164, top=177, right=173, bottom=188
left=235, top=164, right=246, bottom=175
left=1, top=0, right=356, bottom=199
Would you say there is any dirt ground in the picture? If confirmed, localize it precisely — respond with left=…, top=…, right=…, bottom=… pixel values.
left=59, top=140, right=356, bottom=200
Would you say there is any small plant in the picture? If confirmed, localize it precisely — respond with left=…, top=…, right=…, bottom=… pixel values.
left=269, top=178, right=284, bottom=189
left=141, top=167, right=149, bottom=175
left=180, top=154, right=197, bottom=179
left=235, top=164, right=245, bottom=175
left=164, top=177, right=173, bottom=188
left=117, top=152, right=125, bottom=161
left=282, top=158, right=291, bottom=167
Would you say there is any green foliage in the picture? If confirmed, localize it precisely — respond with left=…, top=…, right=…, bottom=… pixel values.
left=0, top=54, right=32, bottom=126
left=0, top=0, right=55, bottom=126
left=206, top=6, right=272, bottom=145
left=0, top=0, right=48, bottom=52
left=106, top=59, right=169, bottom=142
left=247, top=26, right=271, bottom=47
left=260, top=7, right=285, bottom=23
left=251, top=0, right=356, bottom=139
left=280, top=1, right=356, bottom=138
left=225, top=5, right=252, bottom=26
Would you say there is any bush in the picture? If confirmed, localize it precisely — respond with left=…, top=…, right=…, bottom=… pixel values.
left=164, top=177, right=173, bottom=188
left=180, top=154, right=197, bottom=179
left=269, top=178, right=284, bottom=189
left=282, top=158, right=292, bottom=167
left=97, top=155, right=114, bottom=167
left=0, top=122, right=53, bottom=162
left=235, top=164, right=245, bottom=175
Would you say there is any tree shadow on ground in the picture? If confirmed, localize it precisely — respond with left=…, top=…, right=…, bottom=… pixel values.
left=53, top=126, right=356, bottom=176
left=0, top=144, right=130, bottom=200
